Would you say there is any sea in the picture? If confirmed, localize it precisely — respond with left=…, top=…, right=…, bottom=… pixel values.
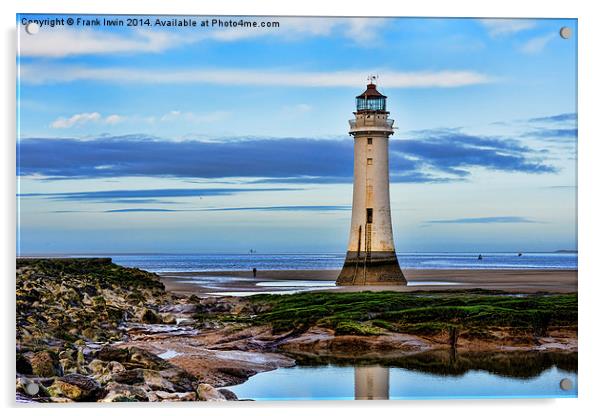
left=103, top=252, right=577, bottom=273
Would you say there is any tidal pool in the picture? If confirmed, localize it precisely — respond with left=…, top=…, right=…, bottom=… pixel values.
left=229, top=351, right=578, bottom=400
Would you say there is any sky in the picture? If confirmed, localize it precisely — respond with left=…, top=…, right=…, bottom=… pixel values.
left=16, top=15, right=577, bottom=254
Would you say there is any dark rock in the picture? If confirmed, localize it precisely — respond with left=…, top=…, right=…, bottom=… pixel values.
left=154, top=391, right=197, bottom=401
left=138, top=308, right=162, bottom=324
left=81, top=285, right=98, bottom=297
left=156, top=366, right=198, bottom=392
left=196, top=383, right=226, bottom=401
left=217, top=366, right=257, bottom=379
left=48, top=374, right=102, bottom=401
left=199, top=298, right=234, bottom=313
left=107, top=361, right=126, bottom=373
left=127, top=347, right=171, bottom=370
left=97, top=346, right=129, bottom=363
left=218, top=388, right=238, bottom=401
left=101, top=382, right=149, bottom=402
left=16, top=353, right=33, bottom=375
left=29, top=351, right=62, bottom=377
left=111, top=368, right=175, bottom=392
left=111, top=369, right=145, bottom=385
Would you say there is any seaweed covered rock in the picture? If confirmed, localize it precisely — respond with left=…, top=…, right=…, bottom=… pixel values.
left=16, top=258, right=172, bottom=348
left=29, top=351, right=62, bottom=377
left=138, top=308, right=162, bottom=324
left=48, top=374, right=102, bottom=401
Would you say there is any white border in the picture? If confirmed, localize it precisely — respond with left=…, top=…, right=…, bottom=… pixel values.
left=3, top=1, right=601, bottom=415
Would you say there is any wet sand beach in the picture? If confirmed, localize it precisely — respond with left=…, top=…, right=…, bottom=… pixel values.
left=160, top=268, right=578, bottom=296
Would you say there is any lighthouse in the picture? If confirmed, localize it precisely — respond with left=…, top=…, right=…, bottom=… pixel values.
left=336, top=80, right=407, bottom=286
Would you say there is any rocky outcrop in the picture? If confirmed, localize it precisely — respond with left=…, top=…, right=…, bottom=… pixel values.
left=15, top=258, right=237, bottom=402
left=16, top=258, right=170, bottom=348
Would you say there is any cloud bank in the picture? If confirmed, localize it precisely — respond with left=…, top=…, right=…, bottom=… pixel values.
left=528, top=113, right=576, bottom=123
left=103, top=205, right=350, bottom=213
left=18, top=129, right=557, bottom=183
left=19, top=187, right=294, bottom=202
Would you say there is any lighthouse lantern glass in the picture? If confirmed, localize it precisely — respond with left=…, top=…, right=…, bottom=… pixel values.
left=356, top=96, right=386, bottom=112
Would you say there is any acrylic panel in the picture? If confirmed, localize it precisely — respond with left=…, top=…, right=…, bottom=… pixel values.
left=16, top=14, right=578, bottom=402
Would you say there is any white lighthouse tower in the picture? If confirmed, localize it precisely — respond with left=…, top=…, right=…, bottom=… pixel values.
left=336, top=79, right=407, bottom=286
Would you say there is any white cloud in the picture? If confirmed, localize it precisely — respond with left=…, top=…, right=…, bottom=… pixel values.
left=19, top=27, right=190, bottom=58
left=23, top=66, right=495, bottom=89
left=50, top=112, right=101, bottom=128
left=50, top=112, right=125, bottom=128
left=519, top=33, right=556, bottom=54
left=18, top=18, right=387, bottom=58
left=105, top=114, right=126, bottom=124
left=343, top=18, right=386, bottom=43
left=480, top=19, right=536, bottom=37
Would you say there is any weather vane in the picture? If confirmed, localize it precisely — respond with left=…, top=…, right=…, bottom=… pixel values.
left=367, top=74, right=378, bottom=84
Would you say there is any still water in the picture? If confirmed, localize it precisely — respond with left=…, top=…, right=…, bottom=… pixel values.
left=229, top=352, right=578, bottom=400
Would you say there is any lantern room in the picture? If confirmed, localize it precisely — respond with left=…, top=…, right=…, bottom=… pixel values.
left=355, top=83, right=387, bottom=113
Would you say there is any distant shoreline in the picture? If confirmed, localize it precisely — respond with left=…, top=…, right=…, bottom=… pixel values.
left=160, top=268, right=578, bottom=297
left=16, top=251, right=578, bottom=257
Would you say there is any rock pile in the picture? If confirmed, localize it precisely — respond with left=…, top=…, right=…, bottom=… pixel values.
left=16, top=258, right=236, bottom=402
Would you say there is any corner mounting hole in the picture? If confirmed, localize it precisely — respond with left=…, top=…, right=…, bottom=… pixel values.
left=559, top=27, right=571, bottom=39
left=25, top=22, right=40, bottom=35
left=25, top=382, right=39, bottom=395
left=559, top=378, right=573, bottom=391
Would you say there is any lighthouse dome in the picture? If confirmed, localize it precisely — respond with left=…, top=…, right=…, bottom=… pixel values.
left=356, top=83, right=387, bottom=112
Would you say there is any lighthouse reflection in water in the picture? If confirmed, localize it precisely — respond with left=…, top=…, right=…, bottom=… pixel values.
left=354, top=366, right=389, bottom=400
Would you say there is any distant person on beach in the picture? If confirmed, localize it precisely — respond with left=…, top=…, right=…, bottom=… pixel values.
left=253, top=267, right=257, bottom=278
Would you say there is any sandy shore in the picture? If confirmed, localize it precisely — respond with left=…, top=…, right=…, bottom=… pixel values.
left=160, top=268, right=577, bottom=296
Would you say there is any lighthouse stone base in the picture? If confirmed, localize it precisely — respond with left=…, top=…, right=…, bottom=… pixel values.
left=336, top=251, right=407, bottom=285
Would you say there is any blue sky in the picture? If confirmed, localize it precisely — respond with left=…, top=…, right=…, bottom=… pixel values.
left=16, top=15, right=577, bottom=254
